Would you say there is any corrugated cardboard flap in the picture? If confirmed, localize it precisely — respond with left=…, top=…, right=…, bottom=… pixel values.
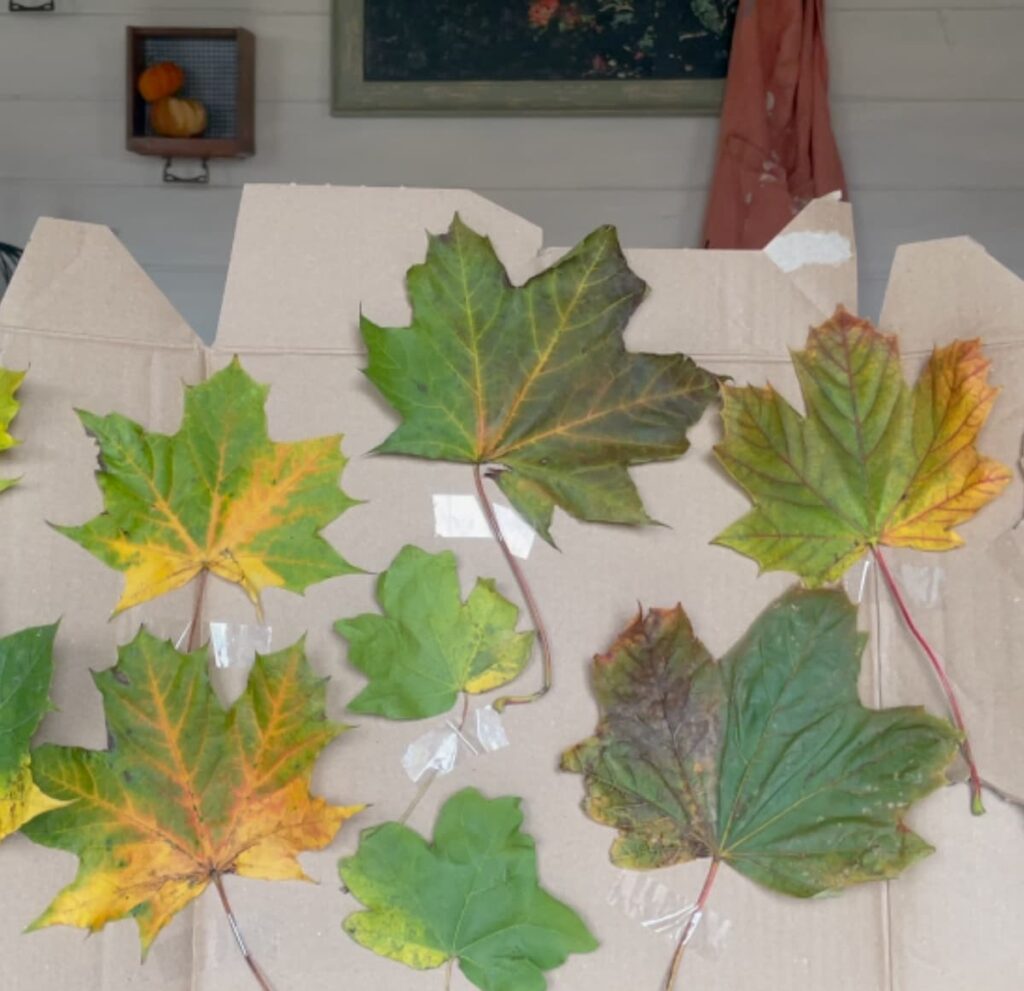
left=214, top=184, right=544, bottom=354
left=0, top=217, right=201, bottom=350
left=881, top=235, right=1024, bottom=350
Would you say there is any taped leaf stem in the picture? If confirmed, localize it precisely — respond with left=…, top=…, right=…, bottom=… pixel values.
left=663, top=859, right=720, bottom=991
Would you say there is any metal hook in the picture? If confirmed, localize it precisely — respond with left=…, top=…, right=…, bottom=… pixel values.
left=162, top=158, right=210, bottom=185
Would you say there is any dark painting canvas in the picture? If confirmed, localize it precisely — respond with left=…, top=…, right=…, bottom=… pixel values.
left=364, top=1, right=738, bottom=83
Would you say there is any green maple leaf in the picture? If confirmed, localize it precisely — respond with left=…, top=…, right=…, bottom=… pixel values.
left=1, top=624, right=64, bottom=841
left=362, top=215, right=719, bottom=541
left=0, top=366, right=25, bottom=492
left=562, top=587, right=958, bottom=896
left=23, top=630, right=362, bottom=952
left=713, top=307, right=1011, bottom=585
left=340, top=787, right=597, bottom=991
left=57, top=358, right=362, bottom=616
left=336, top=545, right=534, bottom=720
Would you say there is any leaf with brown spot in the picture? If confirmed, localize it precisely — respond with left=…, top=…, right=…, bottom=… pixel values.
left=23, top=630, right=362, bottom=952
left=563, top=587, right=958, bottom=897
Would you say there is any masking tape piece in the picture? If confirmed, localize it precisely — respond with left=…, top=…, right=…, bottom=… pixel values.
left=402, top=728, right=459, bottom=783
left=209, top=622, right=273, bottom=670
left=765, top=230, right=852, bottom=273
left=432, top=493, right=536, bottom=559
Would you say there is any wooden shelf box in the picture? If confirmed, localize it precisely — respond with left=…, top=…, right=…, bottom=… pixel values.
left=127, top=27, right=255, bottom=159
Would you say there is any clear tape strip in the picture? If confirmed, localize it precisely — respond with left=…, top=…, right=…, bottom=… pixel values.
left=401, top=704, right=509, bottom=783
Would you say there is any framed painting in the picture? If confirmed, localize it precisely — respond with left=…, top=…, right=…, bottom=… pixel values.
left=331, top=0, right=738, bottom=115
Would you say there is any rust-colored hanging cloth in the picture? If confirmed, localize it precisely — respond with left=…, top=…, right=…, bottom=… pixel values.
left=702, top=0, right=847, bottom=249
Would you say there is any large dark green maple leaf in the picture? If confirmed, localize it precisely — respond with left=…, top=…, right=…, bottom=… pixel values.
left=563, top=587, right=958, bottom=896
left=362, top=215, right=720, bottom=541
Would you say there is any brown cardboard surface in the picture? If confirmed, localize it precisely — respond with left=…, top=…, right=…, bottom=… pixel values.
left=0, top=187, right=1019, bottom=991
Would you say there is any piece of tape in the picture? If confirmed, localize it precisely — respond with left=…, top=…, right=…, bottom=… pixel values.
left=402, top=728, right=460, bottom=783
left=432, top=493, right=536, bottom=559
left=475, top=705, right=510, bottom=752
left=607, top=871, right=731, bottom=958
left=209, top=622, right=273, bottom=670
left=764, top=230, right=852, bottom=273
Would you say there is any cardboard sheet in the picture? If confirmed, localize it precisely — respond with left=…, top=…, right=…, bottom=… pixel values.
left=0, top=186, right=1019, bottom=991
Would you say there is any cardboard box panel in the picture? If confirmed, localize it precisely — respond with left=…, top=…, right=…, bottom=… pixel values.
left=0, top=187, right=1019, bottom=991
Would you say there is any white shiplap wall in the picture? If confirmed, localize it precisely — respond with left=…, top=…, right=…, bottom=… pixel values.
left=1, top=1, right=1022, bottom=340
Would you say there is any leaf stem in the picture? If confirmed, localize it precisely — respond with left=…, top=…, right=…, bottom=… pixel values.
left=980, top=777, right=1024, bottom=813
left=662, top=858, right=720, bottom=991
left=871, top=546, right=985, bottom=815
left=398, top=693, right=472, bottom=826
left=213, top=874, right=277, bottom=991
left=444, top=957, right=454, bottom=990
left=471, top=464, right=553, bottom=710
left=186, top=568, right=210, bottom=653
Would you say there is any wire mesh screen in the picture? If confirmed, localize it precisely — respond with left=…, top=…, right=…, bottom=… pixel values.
left=142, top=37, right=238, bottom=139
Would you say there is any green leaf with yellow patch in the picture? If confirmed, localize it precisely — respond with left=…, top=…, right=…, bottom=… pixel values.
left=362, top=215, right=720, bottom=542
left=23, top=630, right=363, bottom=953
left=340, top=787, right=597, bottom=991
left=336, top=545, right=534, bottom=720
left=713, top=307, right=1012, bottom=585
left=562, top=587, right=958, bottom=897
left=0, top=624, right=64, bottom=841
left=56, top=358, right=362, bottom=616
left=0, top=365, right=25, bottom=492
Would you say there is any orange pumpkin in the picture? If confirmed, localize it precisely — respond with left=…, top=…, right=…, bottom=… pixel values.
left=150, top=96, right=208, bottom=138
left=137, top=61, right=185, bottom=103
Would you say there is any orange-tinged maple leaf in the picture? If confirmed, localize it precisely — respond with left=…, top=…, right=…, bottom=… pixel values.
left=56, top=359, right=362, bottom=616
left=23, top=630, right=362, bottom=952
left=714, top=308, right=1012, bottom=584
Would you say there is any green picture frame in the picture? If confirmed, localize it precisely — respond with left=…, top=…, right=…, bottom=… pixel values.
left=331, top=0, right=728, bottom=116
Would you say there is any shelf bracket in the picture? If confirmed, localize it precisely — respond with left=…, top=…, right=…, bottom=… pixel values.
left=162, top=158, right=210, bottom=185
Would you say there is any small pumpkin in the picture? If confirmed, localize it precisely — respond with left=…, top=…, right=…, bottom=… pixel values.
left=150, top=96, right=208, bottom=138
left=137, top=61, right=184, bottom=103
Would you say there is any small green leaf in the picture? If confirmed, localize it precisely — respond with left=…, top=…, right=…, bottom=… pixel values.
left=336, top=545, right=534, bottom=720
left=341, top=787, right=597, bottom=991
left=563, top=587, right=959, bottom=897
left=362, top=214, right=720, bottom=542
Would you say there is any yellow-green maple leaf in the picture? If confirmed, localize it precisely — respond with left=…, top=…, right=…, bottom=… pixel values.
left=23, top=630, right=362, bottom=952
left=714, top=308, right=1012, bottom=584
left=0, top=365, right=25, bottom=492
left=57, top=359, right=362, bottom=615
